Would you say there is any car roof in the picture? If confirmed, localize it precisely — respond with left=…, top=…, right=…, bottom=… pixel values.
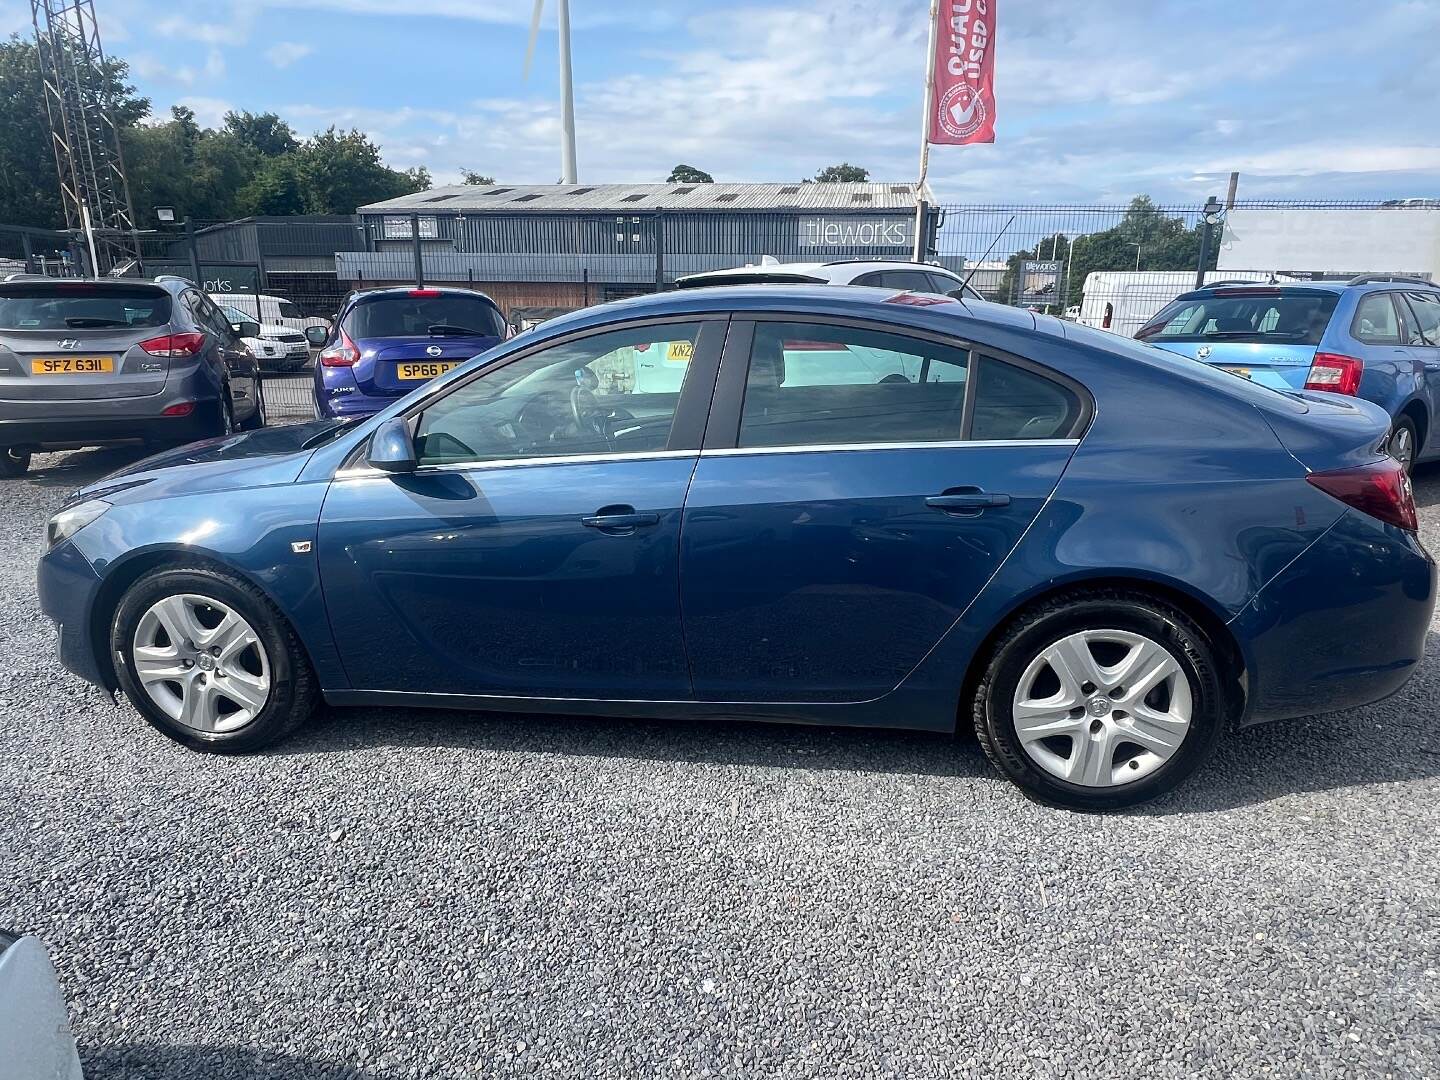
left=520, top=283, right=1039, bottom=344
left=677, top=260, right=958, bottom=286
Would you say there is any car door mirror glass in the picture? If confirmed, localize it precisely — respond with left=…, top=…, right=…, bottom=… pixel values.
left=236, top=320, right=260, bottom=338
left=367, top=417, right=417, bottom=473
left=305, top=325, right=328, bottom=346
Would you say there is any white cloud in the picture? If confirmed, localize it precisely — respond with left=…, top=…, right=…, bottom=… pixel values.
left=175, top=96, right=234, bottom=128
left=265, top=42, right=313, bottom=68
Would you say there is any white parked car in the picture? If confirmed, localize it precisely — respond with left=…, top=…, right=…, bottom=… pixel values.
left=210, top=292, right=329, bottom=334
left=676, top=259, right=984, bottom=301
left=218, top=304, right=311, bottom=372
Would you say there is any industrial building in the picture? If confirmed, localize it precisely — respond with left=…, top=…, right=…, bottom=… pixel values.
left=342, top=182, right=937, bottom=319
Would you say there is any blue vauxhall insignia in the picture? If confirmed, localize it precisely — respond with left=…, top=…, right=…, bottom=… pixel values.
left=36, top=286, right=1435, bottom=809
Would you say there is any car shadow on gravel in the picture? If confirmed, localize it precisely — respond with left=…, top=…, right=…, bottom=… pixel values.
left=274, top=671, right=1440, bottom=814
left=84, top=1042, right=374, bottom=1080
left=25, top=446, right=150, bottom=487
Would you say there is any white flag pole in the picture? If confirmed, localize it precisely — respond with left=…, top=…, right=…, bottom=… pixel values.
left=913, top=0, right=940, bottom=262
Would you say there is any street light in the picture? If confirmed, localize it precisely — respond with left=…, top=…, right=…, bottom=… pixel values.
left=1130, top=243, right=1143, bottom=271
left=1196, top=195, right=1224, bottom=288
left=154, top=206, right=201, bottom=286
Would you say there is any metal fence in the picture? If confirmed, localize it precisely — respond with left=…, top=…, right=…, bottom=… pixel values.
left=261, top=372, right=316, bottom=423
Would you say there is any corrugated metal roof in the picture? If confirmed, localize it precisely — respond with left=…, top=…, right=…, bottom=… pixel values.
left=361, top=182, right=934, bottom=214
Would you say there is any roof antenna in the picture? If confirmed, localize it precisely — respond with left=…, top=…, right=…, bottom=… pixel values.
left=959, top=215, right=1017, bottom=301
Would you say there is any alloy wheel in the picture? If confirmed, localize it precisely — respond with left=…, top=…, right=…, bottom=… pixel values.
left=130, top=594, right=271, bottom=733
left=1391, top=425, right=1415, bottom=472
left=1010, top=629, right=1192, bottom=788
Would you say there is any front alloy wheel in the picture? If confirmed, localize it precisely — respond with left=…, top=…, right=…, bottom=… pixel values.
left=1390, top=417, right=1417, bottom=474
left=131, top=594, right=272, bottom=733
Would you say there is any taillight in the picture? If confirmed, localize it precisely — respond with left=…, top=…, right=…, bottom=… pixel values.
left=320, top=329, right=359, bottom=367
left=138, top=331, right=206, bottom=358
left=1305, top=352, right=1364, bottom=395
left=409, top=288, right=442, bottom=297
left=1307, top=457, right=1418, bottom=532
left=1102, top=303, right=1113, bottom=329
left=161, top=401, right=194, bottom=417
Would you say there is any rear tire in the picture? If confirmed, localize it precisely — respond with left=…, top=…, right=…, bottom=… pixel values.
left=0, top=447, right=31, bottom=477
left=110, top=566, right=317, bottom=753
left=972, top=589, right=1226, bottom=810
left=239, top=381, right=266, bottom=431
left=212, top=394, right=236, bottom=438
left=1390, top=415, right=1418, bottom=474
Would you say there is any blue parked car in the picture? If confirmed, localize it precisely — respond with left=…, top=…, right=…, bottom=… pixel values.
left=37, top=286, right=1434, bottom=809
left=309, top=286, right=507, bottom=419
left=1137, top=276, right=1440, bottom=471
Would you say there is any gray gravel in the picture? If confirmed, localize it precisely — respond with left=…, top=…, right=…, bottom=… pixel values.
left=1, top=446, right=1438, bottom=1080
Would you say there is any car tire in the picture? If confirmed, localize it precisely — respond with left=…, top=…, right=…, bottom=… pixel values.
left=239, top=381, right=266, bottom=431
left=110, top=566, right=318, bottom=753
left=0, top=447, right=31, bottom=477
left=213, top=393, right=236, bottom=438
left=972, top=589, right=1226, bottom=811
left=1390, top=415, right=1418, bottom=474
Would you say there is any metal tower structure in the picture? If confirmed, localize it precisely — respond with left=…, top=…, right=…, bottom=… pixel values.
left=31, top=0, right=141, bottom=275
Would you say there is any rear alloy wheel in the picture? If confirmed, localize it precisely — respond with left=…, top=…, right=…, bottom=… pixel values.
left=973, top=591, right=1225, bottom=810
left=214, top=394, right=236, bottom=437
left=1390, top=416, right=1418, bottom=474
left=111, top=567, right=317, bottom=752
left=0, top=446, right=31, bottom=477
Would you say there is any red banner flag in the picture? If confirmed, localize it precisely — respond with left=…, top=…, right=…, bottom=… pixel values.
left=928, top=0, right=997, bottom=145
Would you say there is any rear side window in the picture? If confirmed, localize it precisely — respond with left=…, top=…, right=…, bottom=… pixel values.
left=0, top=284, right=171, bottom=330
left=1401, top=292, right=1440, bottom=346
left=971, top=358, right=1083, bottom=441
left=346, top=293, right=506, bottom=339
left=1136, top=290, right=1338, bottom=345
left=738, top=321, right=970, bottom=448
left=1353, top=294, right=1401, bottom=345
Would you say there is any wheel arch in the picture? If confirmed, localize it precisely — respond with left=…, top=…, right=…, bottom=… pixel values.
left=958, top=572, right=1247, bottom=732
left=89, top=547, right=321, bottom=692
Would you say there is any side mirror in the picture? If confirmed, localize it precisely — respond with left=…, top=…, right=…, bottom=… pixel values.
left=366, top=417, right=417, bottom=474
left=304, top=325, right=328, bottom=346
left=236, top=320, right=261, bottom=338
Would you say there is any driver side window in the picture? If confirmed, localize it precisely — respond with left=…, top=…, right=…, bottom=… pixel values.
left=414, top=322, right=703, bottom=466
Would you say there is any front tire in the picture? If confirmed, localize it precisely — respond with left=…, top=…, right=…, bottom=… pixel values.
left=973, top=590, right=1226, bottom=810
left=111, top=566, right=317, bottom=752
left=0, top=447, right=31, bottom=477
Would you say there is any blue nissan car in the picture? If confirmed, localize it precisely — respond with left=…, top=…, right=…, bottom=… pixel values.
left=1137, top=276, right=1440, bottom=471
left=37, top=286, right=1434, bottom=809
left=310, top=286, right=507, bottom=419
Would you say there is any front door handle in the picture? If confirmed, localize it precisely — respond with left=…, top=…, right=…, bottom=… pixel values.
left=926, top=490, right=1012, bottom=515
left=581, top=505, right=660, bottom=533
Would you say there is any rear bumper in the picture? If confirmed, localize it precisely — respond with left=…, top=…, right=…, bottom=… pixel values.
left=1233, top=510, right=1436, bottom=726
left=36, top=539, right=110, bottom=689
left=0, top=408, right=216, bottom=450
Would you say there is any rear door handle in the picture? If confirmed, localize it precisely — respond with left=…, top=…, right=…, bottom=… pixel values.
left=926, top=491, right=1012, bottom=515
left=581, top=505, right=660, bottom=532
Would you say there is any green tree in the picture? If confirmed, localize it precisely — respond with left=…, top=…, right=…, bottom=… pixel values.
left=293, top=128, right=428, bottom=214
left=461, top=168, right=495, bottom=185
left=0, top=35, right=148, bottom=228
left=223, top=110, right=299, bottom=157
left=237, top=155, right=307, bottom=216
left=666, top=163, right=713, bottom=184
left=808, top=163, right=870, bottom=183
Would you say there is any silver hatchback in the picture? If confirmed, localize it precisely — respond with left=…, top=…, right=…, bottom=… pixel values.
left=0, top=277, right=263, bottom=476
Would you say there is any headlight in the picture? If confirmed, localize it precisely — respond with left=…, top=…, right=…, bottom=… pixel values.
left=46, top=499, right=110, bottom=549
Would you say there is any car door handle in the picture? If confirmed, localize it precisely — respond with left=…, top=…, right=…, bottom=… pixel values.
left=926, top=490, right=1012, bottom=515
left=581, top=506, right=660, bottom=532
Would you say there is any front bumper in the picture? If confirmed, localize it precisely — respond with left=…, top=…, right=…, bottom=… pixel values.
left=37, top=538, right=110, bottom=689
left=0, top=408, right=216, bottom=451
left=1234, top=510, right=1436, bottom=726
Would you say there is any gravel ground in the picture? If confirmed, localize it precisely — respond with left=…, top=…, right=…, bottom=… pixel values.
left=1, top=446, right=1438, bottom=1080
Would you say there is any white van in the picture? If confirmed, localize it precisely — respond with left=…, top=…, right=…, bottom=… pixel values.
left=1076, top=271, right=1286, bottom=337
left=209, top=293, right=329, bottom=336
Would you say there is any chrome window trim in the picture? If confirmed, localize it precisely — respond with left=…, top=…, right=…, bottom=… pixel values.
left=700, top=439, right=1079, bottom=458
left=334, top=447, right=697, bottom=480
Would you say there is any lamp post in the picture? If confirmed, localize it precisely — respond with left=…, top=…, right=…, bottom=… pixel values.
left=1196, top=195, right=1224, bottom=289
left=154, top=206, right=201, bottom=287
left=1130, top=243, right=1143, bottom=272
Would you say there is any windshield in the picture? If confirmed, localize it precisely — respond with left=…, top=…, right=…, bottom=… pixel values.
left=346, top=293, right=506, bottom=339
left=1137, top=290, right=1338, bottom=345
left=0, top=284, right=171, bottom=330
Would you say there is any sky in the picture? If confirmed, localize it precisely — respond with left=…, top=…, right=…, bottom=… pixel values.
left=5, top=0, right=1439, bottom=204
